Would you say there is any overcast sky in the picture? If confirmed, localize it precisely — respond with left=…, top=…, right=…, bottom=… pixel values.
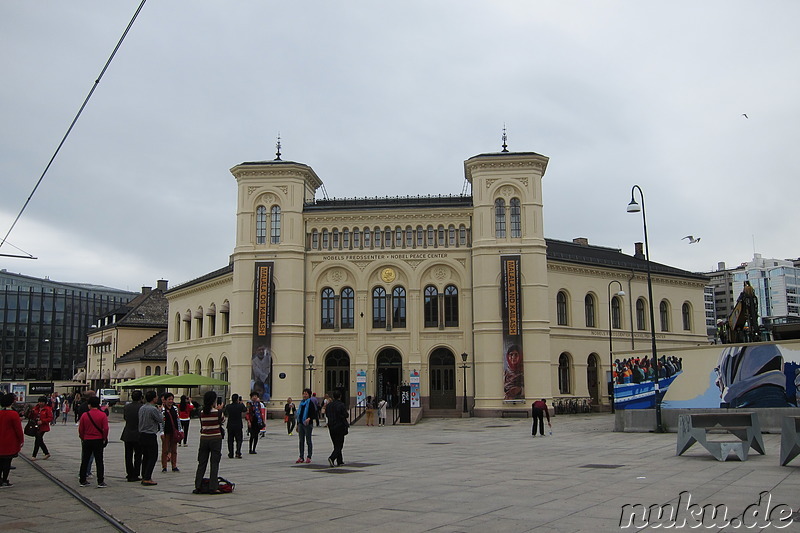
left=2, top=1, right=799, bottom=292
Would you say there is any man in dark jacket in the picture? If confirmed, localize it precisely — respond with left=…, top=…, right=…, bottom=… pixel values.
left=223, top=394, right=246, bottom=458
left=326, top=390, right=349, bottom=467
left=121, top=390, right=144, bottom=481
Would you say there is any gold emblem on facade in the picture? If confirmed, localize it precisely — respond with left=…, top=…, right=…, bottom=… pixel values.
left=380, top=268, right=396, bottom=283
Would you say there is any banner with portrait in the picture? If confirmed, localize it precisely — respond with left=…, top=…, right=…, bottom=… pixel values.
left=252, top=262, right=274, bottom=402
left=501, top=255, right=524, bottom=400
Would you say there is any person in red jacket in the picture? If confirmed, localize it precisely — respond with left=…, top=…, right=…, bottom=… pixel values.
left=0, top=392, right=24, bottom=487
left=29, top=396, right=53, bottom=460
left=78, top=396, right=109, bottom=488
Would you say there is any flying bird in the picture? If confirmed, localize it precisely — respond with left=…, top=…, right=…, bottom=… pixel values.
left=682, top=236, right=701, bottom=244
left=742, top=113, right=748, bottom=119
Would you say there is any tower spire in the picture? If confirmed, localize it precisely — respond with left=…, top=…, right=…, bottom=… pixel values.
left=501, top=125, right=508, bottom=153
left=275, top=133, right=282, bottom=161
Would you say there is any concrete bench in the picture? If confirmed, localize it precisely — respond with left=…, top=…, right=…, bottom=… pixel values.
left=780, top=416, right=800, bottom=466
left=676, top=412, right=765, bottom=461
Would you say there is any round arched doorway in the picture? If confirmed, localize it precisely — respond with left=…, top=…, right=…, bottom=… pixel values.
left=587, top=353, right=600, bottom=408
left=429, top=348, right=456, bottom=409
left=376, top=348, right=402, bottom=408
left=325, top=349, right=350, bottom=406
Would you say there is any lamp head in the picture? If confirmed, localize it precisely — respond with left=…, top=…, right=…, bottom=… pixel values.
left=461, top=352, right=469, bottom=363
left=617, top=290, right=626, bottom=297
left=307, top=354, right=315, bottom=365
left=627, top=199, right=641, bottom=213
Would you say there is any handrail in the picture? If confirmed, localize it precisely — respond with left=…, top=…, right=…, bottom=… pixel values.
left=349, top=402, right=366, bottom=425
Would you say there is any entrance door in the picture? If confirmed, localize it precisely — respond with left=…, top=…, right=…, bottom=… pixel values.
left=376, top=349, right=402, bottom=408
left=325, top=349, right=350, bottom=406
left=587, top=353, right=599, bottom=408
left=429, top=348, right=456, bottom=409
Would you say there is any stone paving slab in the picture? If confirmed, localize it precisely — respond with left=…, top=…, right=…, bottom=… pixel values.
left=4, top=413, right=800, bottom=532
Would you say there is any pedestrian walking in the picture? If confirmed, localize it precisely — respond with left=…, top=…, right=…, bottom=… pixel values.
left=326, top=389, right=349, bottom=467
left=0, top=392, right=24, bottom=487
left=29, top=396, right=53, bottom=460
left=121, top=390, right=143, bottom=482
left=531, top=398, right=551, bottom=437
left=284, top=398, right=296, bottom=435
left=61, top=399, right=70, bottom=425
left=138, top=390, right=162, bottom=486
left=295, top=388, right=316, bottom=463
left=223, top=394, right=246, bottom=458
left=193, top=390, right=225, bottom=494
left=246, top=392, right=265, bottom=454
left=160, top=392, right=182, bottom=472
left=365, top=395, right=376, bottom=426
left=78, top=396, right=109, bottom=488
left=178, top=395, right=194, bottom=447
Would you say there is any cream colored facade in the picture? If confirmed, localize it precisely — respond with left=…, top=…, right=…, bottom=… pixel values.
left=166, top=150, right=709, bottom=417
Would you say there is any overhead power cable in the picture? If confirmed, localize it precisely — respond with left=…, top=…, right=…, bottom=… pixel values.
left=0, top=0, right=148, bottom=256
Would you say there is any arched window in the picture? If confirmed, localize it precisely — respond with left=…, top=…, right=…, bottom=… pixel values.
left=636, top=298, right=646, bottom=330
left=405, top=226, right=413, bottom=248
left=364, top=227, right=371, bottom=248
left=195, top=307, right=204, bottom=338
left=682, top=302, right=692, bottom=331
left=495, top=198, right=506, bottom=238
left=256, top=206, right=267, bottom=244
left=444, top=285, right=458, bottom=327
left=183, top=360, right=190, bottom=375
left=384, top=227, right=392, bottom=248
left=321, top=288, right=335, bottom=329
left=557, top=291, right=568, bottom=326
left=611, top=296, right=622, bottom=329
left=558, top=353, right=571, bottom=394
left=341, top=288, right=355, bottom=329
left=220, top=300, right=230, bottom=334
left=145, top=365, right=152, bottom=376
left=353, top=228, right=361, bottom=248
left=343, top=228, right=351, bottom=249
left=374, top=226, right=382, bottom=248
left=416, top=226, right=424, bottom=247
left=332, top=229, right=340, bottom=249
left=437, top=226, right=445, bottom=247
left=322, top=229, right=329, bottom=250
left=459, top=225, right=467, bottom=246
left=660, top=300, right=670, bottom=332
left=395, top=227, right=403, bottom=248
left=510, top=198, right=521, bottom=238
left=372, top=287, right=386, bottom=328
left=424, top=286, right=439, bottom=328
left=270, top=205, right=281, bottom=243
left=311, top=229, right=319, bottom=249
left=427, top=226, right=435, bottom=247
left=154, top=366, right=161, bottom=376
left=584, top=294, right=595, bottom=328
left=448, top=225, right=456, bottom=246
left=392, top=286, right=406, bottom=328
left=174, top=313, right=181, bottom=341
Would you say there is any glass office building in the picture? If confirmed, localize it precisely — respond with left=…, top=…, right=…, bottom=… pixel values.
left=0, top=270, right=136, bottom=381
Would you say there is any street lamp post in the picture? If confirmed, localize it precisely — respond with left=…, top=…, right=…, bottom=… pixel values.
left=607, top=281, right=625, bottom=414
left=459, top=352, right=471, bottom=414
left=627, top=185, right=663, bottom=432
left=306, top=354, right=315, bottom=390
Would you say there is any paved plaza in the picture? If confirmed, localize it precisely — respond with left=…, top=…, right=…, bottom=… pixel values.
left=3, top=412, right=800, bottom=532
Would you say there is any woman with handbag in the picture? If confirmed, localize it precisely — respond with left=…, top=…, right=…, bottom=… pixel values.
left=284, top=397, right=296, bottom=435
left=0, top=392, right=24, bottom=487
left=77, top=396, right=109, bottom=487
left=29, top=396, right=53, bottom=460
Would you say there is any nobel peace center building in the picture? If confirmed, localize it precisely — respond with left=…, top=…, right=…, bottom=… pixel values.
left=165, top=149, right=709, bottom=417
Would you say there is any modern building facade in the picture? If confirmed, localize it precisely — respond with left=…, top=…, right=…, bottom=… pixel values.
left=166, top=149, right=709, bottom=417
left=0, top=269, right=136, bottom=383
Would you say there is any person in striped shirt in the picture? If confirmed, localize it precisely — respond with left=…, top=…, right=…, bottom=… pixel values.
left=194, top=390, right=225, bottom=494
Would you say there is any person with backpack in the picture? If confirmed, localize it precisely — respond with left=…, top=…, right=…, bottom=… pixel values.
left=193, top=390, right=225, bottom=495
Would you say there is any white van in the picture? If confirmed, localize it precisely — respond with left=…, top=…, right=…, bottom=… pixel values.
left=99, top=388, right=120, bottom=406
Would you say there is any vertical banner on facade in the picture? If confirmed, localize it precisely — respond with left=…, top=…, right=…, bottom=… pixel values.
left=409, top=370, right=420, bottom=408
left=356, top=369, right=367, bottom=406
left=252, top=262, right=274, bottom=402
left=501, top=255, right=524, bottom=400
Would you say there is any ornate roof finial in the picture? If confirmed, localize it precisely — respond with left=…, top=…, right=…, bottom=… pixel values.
left=501, top=124, right=509, bottom=152
left=275, top=133, right=282, bottom=161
